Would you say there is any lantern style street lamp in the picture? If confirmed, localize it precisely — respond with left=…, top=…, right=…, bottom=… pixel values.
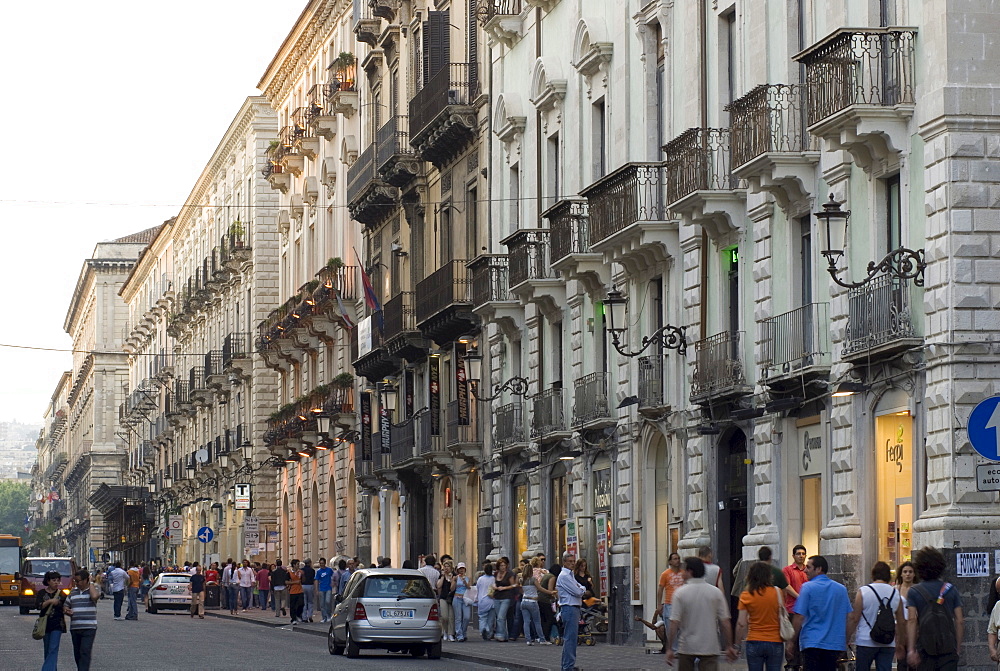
left=464, top=348, right=529, bottom=401
left=603, top=287, right=687, bottom=357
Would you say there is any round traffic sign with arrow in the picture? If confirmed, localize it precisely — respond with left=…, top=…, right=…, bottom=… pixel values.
left=968, top=396, right=1000, bottom=461
left=197, top=526, right=214, bottom=544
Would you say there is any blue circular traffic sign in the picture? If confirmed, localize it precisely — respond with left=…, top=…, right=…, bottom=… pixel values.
left=968, top=396, right=1000, bottom=461
left=197, top=526, right=214, bottom=543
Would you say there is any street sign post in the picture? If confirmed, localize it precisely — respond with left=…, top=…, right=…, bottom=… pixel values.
left=197, top=527, right=214, bottom=543
left=168, top=515, right=183, bottom=545
left=243, top=516, right=259, bottom=533
left=235, top=484, right=251, bottom=510
left=968, top=396, right=1000, bottom=461
left=977, top=463, right=1000, bottom=492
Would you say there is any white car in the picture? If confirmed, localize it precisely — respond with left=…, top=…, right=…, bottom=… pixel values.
left=146, top=572, right=191, bottom=614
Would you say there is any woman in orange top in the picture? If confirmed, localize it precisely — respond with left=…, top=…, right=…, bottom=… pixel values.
left=736, top=561, right=784, bottom=671
left=287, top=560, right=305, bottom=624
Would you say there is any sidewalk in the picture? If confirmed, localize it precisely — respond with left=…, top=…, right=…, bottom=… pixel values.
left=204, top=607, right=743, bottom=670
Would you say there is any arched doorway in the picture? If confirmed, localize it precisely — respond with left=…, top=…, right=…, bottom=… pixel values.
left=512, top=473, right=529, bottom=560
left=295, top=488, right=304, bottom=559
left=440, top=477, right=454, bottom=558
left=327, top=475, right=337, bottom=559
left=346, top=471, right=357, bottom=558
left=717, top=428, right=748, bottom=594
left=310, top=484, right=320, bottom=559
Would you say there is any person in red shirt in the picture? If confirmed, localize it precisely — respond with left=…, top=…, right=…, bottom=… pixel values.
left=655, top=553, right=686, bottom=654
left=782, top=545, right=808, bottom=612
left=205, top=562, right=220, bottom=585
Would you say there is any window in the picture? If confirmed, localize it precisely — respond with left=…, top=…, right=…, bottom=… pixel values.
left=509, top=165, right=520, bottom=231
left=721, top=10, right=737, bottom=109
left=885, top=174, right=901, bottom=254
left=547, top=132, right=560, bottom=210
left=798, top=216, right=812, bottom=306
left=592, top=100, right=606, bottom=180
left=466, top=185, right=479, bottom=259
left=440, top=205, right=452, bottom=262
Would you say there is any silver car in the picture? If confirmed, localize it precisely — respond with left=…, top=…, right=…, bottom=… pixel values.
left=146, top=572, right=191, bottom=614
left=327, top=568, right=442, bottom=658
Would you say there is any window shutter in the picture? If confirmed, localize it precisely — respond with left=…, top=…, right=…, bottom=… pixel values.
left=423, top=11, right=450, bottom=85
left=468, top=0, right=478, bottom=94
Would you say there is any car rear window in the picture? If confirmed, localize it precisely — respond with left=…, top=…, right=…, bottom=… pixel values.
left=363, top=575, right=434, bottom=599
left=25, top=560, right=73, bottom=576
left=159, top=575, right=191, bottom=584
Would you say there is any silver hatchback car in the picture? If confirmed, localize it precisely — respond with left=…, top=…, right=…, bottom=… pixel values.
left=146, top=572, right=191, bottom=614
left=327, top=568, right=442, bottom=658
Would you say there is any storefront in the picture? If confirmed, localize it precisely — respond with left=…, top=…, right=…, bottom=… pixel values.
left=796, top=417, right=824, bottom=555
left=550, top=462, right=569, bottom=558
left=874, top=401, right=913, bottom=567
left=513, top=474, right=529, bottom=560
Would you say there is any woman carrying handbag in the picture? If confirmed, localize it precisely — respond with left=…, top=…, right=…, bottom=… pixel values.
left=35, top=570, right=70, bottom=671
left=736, top=562, right=787, bottom=671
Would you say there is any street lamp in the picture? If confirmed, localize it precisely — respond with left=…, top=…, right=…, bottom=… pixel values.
left=815, top=194, right=926, bottom=288
left=240, top=439, right=254, bottom=462
left=603, top=287, right=687, bottom=357
left=380, top=380, right=398, bottom=414
left=464, top=347, right=529, bottom=401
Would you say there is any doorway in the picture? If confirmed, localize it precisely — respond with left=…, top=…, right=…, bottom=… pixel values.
left=717, top=428, right=748, bottom=593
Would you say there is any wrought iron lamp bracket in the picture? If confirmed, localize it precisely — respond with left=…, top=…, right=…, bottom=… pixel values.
left=610, top=324, right=688, bottom=358
left=471, top=376, right=530, bottom=402
left=822, top=247, right=926, bottom=289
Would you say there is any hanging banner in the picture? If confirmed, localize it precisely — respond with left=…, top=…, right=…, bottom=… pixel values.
left=595, top=512, right=609, bottom=599
left=455, top=342, right=470, bottom=425
left=405, top=370, right=415, bottom=419
left=380, top=405, right=391, bottom=454
left=565, top=519, right=578, bottom=558
left=429, top=356, right=441, bottom=435
left=360, top=391, right=373, bottom=461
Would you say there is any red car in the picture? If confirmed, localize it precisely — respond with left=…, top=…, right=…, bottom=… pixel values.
left=19, top=557, right=76, bottom=615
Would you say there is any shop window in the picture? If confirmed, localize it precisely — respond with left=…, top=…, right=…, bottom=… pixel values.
left=514, top=478, right=528, bottom=560
left=801, top=476, right=821, bottom=555
left=551, top=466, right=567, bottom=557
left=875, top=411, right=913, bottom=566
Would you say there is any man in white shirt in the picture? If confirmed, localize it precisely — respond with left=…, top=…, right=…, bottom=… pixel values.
left=556, top=552, right=586, bottom=671
left=667, top=557, right=737, bottom=670
left=108, top=562, right=128, bottom=620
left=418, top=555, right=441, bottom=594
left=698, top=545, right=724, bottom=591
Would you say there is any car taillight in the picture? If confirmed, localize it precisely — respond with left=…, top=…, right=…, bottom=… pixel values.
left=23, top=588, right=33, bottom=596
left=353, top=603, right=367, bottom=620
left=155, top=585, right=169, bottom=590
left=428, top=603, right=439, bottom=621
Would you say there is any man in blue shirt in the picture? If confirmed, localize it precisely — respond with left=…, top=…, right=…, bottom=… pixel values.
left=314, top=557, right=335, bottom=623
left=791, top=554, right=852, bottom=671
left=556, top=552, right=586, bottom=671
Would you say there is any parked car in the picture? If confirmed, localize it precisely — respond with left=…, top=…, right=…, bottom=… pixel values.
left=19, top=557, right=76, bottom=615
left=327, top=568, right=441, bottom=659
left=146, top=572, right=191, bottom=614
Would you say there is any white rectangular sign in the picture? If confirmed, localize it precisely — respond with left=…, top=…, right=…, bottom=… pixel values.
left=957, top=552, right=989, bottom=577
left=234, top=484, right=251, bottom=510
left=244, top=531, right=260, bottom=547
left=168, top=515, right=183, bottom=545
left=243, top=516, right=259, bottom=533
left=977, top=463, right=1000, bottom=491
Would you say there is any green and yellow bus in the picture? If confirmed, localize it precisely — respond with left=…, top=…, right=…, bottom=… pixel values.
left=0, top=535, right=22, bottom=605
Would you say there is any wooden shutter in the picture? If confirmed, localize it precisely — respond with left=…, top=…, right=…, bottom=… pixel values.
left=423, top=11, right=450, bottom=85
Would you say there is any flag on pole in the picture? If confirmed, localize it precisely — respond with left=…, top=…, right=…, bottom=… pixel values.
left=335, top=287, right=356, bottom=330
left=24, top=514, right=30, bottom=534
left=354, top=248, right=384, bottom=332
left=48, top=489, right=60, bottom=502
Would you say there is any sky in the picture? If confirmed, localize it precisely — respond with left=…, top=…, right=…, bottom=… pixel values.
left=0, top=1, right=308, bottom=424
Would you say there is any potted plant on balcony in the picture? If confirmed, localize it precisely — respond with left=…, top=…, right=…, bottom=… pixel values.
left=326, top=257, right=345, bottom=270
left=332, top=52, right=356, bottom=90
left=332, top=372, right=354, bottom=389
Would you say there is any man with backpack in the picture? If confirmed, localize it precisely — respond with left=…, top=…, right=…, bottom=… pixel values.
left=847, top=561, right=904, bottom=670
left=906, top=546, right=963, bottom=670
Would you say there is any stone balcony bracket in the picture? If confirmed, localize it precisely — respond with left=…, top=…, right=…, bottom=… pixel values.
left=297, top=136, right=320, bottom=160
left=552, top=253, right=610, bottom=300
left=267, top=172, right=291, bottom=194
left=670, top=191, right=747, bottom=241
left=331, top=90, right=359, bottom=118
left=472, top=301, right=523, bottom=344
left=591, top=220, right=677, bottom=278
left=280, top=153, right=305, bottom=177
left=525, top=0, right=561, bottom=11
left=809, top=105, right=914, bottom=174
left=512, top=279, right=566, bottom=323
left=484, top=14, right=524, bottom=49
left=309, top=115, right=338, bottom=141
left=733, top=152, right=820, bottom=215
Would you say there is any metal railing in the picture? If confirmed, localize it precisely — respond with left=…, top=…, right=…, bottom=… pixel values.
left=315, top=264, right=358, bottom=303
left=383, top=292, right=416, bottom=339
left=291, top=107, right=315, bottom=140
left=306, top=84, right=327, bottom=118
left=581, top=163, right=670, bottom=247
left=572, top=372, right=613, bottom=426
left=531, top=388, right=566, bottom=438
left=842, top=274, right=916, bottom=356
left=727, top=84, right=812, bottom=169
left=547, top=199, right=591, bottom=264
left=477, top=0, right=521, bottom=25
left=222, top=333, right=251, bottom=368
left=346, top=143, right=377, bottom=206
left=691, top=331, right=746, bottom=398
left=663, top=128, right=736, bottom=206
left=204, top=350, right=223, bottom=377
left=470, top=255, right=511, bottom=307
left=759, top=303, right=830, bottom=376
left=446, top=400, right=478, bottom=446
left=638, top=354, right=668, bottom=408
left=795, top=28, right=917, bottom=126
left=189, top=366, right=207, bottom=391
left=415, top=259, right=472, bottom=323
left=417, top=409, right=438, bottom=454
left=494, top=402, right=525, bottom=446
left=328, top=62, right=358, bottom=94
left=273, top=126, right=300, bottom=163
left=376, top=115, right=414, bottom=172
left=506, top=230, right=553, bottom=287
left=390, top=420, right=415, bottom=467
left=172, top=380, right=190, bottom=407
left=410, top=63, right=478, bottom=140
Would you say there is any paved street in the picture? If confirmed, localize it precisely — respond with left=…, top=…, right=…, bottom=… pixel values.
left=0, top=603, right=497, bottom=670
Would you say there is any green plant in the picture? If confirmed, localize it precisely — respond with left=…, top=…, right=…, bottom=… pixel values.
left=304, top=279, right=320, bottom=293
left=332, top=372, right=354, bottom=388
left=326, top=257, right=345, bottom=269
left=334, top=52, right=356, bottom=68
left=312, top=384, right=331, bottom=399
left=229, top=220, right=245, bottom=237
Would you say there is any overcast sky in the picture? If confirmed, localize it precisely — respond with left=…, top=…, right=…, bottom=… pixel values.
left=0, top=1, right=307, bottom=424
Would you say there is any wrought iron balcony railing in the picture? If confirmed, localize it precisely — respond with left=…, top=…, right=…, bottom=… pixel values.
left=409, top=63, right=478, bottom=141
left=842, top=274, right=916, bottom=357
left=346, top=143, right=378, bottom=206
left=222, top=332, right=251, bottom=368
left=572, top=372, right=613, bottom=426
left=290, top=107, right=315, bottom=140
left=581, top=163, right=670, bottom=247
left=531, top=388, right=566, bottom=438
left=417, top=409, right=438, bottom=455
left=204, top=350, right=223, bottom=377
left=477, top=0, right=521, bottom=26
left=759, top=303, right=830, bottom=377
left=189, top=366, right=208, bottom=391
left=691, top=331, right=747, bottom=398
left=506, top=229, right=553, bottom=287
left=638, top=354, right=668, bottom=409
left=446, top=400, right=479, bottom=447
left=390, top=419, right=415, bottom=467
left=470, top=255, right=512, bottom=308
left=494, top=402, right=526, bottom=447
left=328, top=62, right=358, bottom=94
left=383, top=291, right=416, bottom=340
left=415, top=259, right=472, bottom=324
left=795, top=28, right=917, bottom=126
left=547, top=199, right=591, bottom=264
left=727, top=84, right=811, bottom=169
left=663, top=128, right=736, bottom=206
left=376, top=115, right=414, bottom=173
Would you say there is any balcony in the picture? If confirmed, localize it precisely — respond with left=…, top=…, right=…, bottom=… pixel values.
left=494, top=402, right=527, bottom=453
left=383, top=292, right=427, bottom=360
left=690, top=331, right=752, bottom=403
left=842, top=274, right=920, bottom=363
left=759, top=303, right=831, bottom=390
left=275, top=126, right=305, bottom=176
left=638, top=354, right=670, bottom=415
left=290, top=107, right=320, bottom=159
left=531, top=388, right=570, bottom=443
left=502, top=229, right=564, bottom=318
left=353, top=1, right=381, bottom=46
left=204, top=350, right=226, bottom=389
left=390, top=419, right=416, bottom=469
left=370, top=0, right=398, bottom=22
left=415, top=259, right=477, bottom=346
left=545, top=198, right=607, bottom=295
left=304, top=84, right=337, bottom=140
left=327, top=62, right=359, bottom=117
left=727, top=84, right=819, bottom=209
left=262, top=157, right=290, bottom=193
left=189, top=366, right=211, bottom=404
left=376, top=115, right=418, bottom=186
left=580, top=162, right=674, bottom=273
left=662, top=128, right=744, bottom=238
left=352, top=317, right=396, bottom=382
left=416, top=408, right=445, bottom=459
left=446, top=400, right=481, bottom=458
left=346, top=143, right=396, bottom=228
left=794, top=28, right=916, bottom=170
left=222, top=332, right=252, bottom=378
left=409, top=63, right=478, bottom=168
left=469, top=255, right=520, bottom=339
left=572, top=372, right=615, bottom=429
left=312, top=265, right=358, bottom=335
left=477, top=0, right=523, bottom=47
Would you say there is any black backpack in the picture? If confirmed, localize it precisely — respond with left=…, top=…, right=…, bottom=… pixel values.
left=914, top=582, right=957, bottom=655
left=862, top=585, right=896, bottom=644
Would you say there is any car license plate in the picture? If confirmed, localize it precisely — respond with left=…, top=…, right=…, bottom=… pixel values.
left=380, top=609, right=415, bottom=618
left=171, top=587, right=185, bottom=594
